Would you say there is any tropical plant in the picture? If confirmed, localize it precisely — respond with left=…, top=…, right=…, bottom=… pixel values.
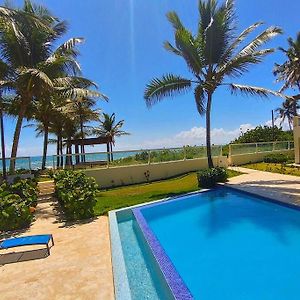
left=274, top=32, right=300, bottom=114
left=53, top=170, right=98, bottom=220
left=0, top=178, right=38, bottom=231
left=197, top=167, right=228, bottom=188
left=93, top=113, right=129, bottom=161
left=275, top=99, right=300, bottom=130
left=0, top=1, right=103, bottom=172
left=144, top=0, right=282, bottom=168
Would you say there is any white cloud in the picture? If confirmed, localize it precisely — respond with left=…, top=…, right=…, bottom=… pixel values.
left=265, top=118, right=291, bottom=131
left=116, top=123, right=255, bottom=150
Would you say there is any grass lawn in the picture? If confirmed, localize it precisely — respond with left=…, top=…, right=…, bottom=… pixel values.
left=243, top=162, right=300, bottom=177
left=94, top=169, right=242, bottom=215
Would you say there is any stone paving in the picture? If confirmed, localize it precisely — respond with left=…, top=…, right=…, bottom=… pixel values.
left=227, top=167, right=300, bottom=205
left=0, top=181, right=114, bottom=300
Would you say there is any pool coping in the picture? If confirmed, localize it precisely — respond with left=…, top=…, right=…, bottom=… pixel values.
left=109, top=184, right=300, bottom=300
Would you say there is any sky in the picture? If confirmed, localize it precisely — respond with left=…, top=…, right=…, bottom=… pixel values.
left=3, top=0, right=300, bottom=156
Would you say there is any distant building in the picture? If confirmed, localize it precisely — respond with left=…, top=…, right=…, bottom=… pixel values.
left=294, top=116, right=300, bottom=164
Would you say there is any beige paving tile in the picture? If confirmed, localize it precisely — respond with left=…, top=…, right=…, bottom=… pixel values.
left=227, top=167, right=300, bottom=205
left=0, top=197, right=114, bottom=300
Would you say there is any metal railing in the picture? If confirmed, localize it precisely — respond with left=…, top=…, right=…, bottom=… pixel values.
left=52, top=145, right=223, bottom=170
left=229, top=141, right=294, bottom=156
left=0, top=141, right=294, bottom=172
left=0, top=156, right=32, bottom=173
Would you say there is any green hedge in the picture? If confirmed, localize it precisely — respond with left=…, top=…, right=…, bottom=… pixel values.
left=0, top=179, right=38, bottom=231
left=263, top=153, right=289, bottom=163
left=197, top=167, right=228, bottom=188
left=53, top=170, right=98, bottom=221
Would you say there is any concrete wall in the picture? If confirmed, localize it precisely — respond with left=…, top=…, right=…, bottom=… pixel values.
left=228, top=149, right=294, bottom=166
left=84, top=156, right=227, bottom=188
left=83, top=149, right=294, bottom=188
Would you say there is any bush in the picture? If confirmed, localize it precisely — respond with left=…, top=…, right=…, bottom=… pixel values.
left=9, top=179, right=38, bottom=207
left=53, top=170, right=98, bottom=221
left=0, top=180, right=37, bottom=231
left=197, top=167, right=228, bottom=188
left=263, top=153, right=288, bottom=163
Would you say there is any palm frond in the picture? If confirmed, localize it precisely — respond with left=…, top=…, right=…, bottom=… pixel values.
left=219, top=22, right=263, bottom=64
left=18, top=67, right=54, bottom=89
left=166, top=11, right=184, bottom=30
left=163, top=41, right=181, bottom=56
left=144, top=74, right=192, bottom=107
left=194, top=85, right=206, bottom=115
left=239, top=26, right=282, bottom=57
left=228, top=83, right=284, bottom=98
left=175, top=28, right=203, bottom=75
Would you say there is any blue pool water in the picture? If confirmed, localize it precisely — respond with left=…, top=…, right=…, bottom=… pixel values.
left=117, top=212, right=173, bottom=299
left=140, top=188, right=300, bottom=300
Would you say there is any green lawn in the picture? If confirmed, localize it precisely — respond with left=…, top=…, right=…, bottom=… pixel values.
left=243, top=162, right=300, bottom=177
left=94, top=169, right=242, bottom=215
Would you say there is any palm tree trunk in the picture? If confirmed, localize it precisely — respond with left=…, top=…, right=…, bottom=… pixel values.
left=0, top=101, right=6, bottom=180
left=56, top=136, right=60, bottom=168
left=80, top=118, right=85, bottom=163
left=59, top=136, right=63, bottom=167
left=110, top=142, right=114, bottom=162
left=206, top=92, right=214, bottom=168
left=9, top=104, right=27, bottom=173
left=106, top=143, right=110, bottom=163
left=41, top=125, right=49, bottom=170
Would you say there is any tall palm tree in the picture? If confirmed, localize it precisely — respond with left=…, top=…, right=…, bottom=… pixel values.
left=0, top=1, right=92, bottom=172
left=274, top=32, right=300, bottom=115
left=93, top=113, right=129, bottom=162
left=25, top=96, right=61, bottom=169
left=144, top=0, right=282, bottom=168
left=276, top=99, right=300, bottom=130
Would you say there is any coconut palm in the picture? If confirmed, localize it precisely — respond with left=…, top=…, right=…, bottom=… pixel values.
left=93, top=113, right=129, bottom=162
left=144, top=0, right=282, bottom=168
left=25, top=96, right=61, bottom=169
left=276, top=99, right=300, bottom=130
left=0, top=0, right=94, bottom=172
left=274, top=32, right=300, bottom=115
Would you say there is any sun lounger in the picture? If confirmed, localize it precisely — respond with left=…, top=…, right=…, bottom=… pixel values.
left=0, top=234, right=54, bottom=255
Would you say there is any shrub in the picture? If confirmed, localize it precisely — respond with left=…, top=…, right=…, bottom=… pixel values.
left=9, top=179, right=38, bottom=207
left=0, top=194, right=33, bottom=231
left=53, top=170, right=98, bottom=221
left=263, top=153, right=288, bottom=163
left=197, top=167, right=228, bottom=188
left=0, top=178, right=39, bottom=231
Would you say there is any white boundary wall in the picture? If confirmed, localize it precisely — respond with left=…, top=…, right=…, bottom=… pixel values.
left=84, top=156, right=227, bottom=188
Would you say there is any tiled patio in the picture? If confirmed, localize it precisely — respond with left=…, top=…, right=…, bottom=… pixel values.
left=227, top=167, right=300, bottom=206
left=0, top=184, right=114, bottom=300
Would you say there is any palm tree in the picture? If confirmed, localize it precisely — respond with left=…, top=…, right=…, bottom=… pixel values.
left=0, top=1, right=91, bottom=172
left=276, top=99, right=300, bottom=130
left=25, top=96, right=61, bottom=169
left=93, top=113, right=129, bottom=162
left=274, top=32, right=300, bottom=115
left=144, top=0, right=282, bottom=168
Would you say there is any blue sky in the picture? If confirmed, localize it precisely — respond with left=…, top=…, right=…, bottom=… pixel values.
left=4, top=0, right=300, bottom=156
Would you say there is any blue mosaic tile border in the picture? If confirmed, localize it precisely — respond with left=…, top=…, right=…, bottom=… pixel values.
left=133, top=208, right=194, bottom=300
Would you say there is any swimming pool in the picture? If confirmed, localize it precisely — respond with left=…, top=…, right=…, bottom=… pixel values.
left=110, top=187, right=300, bottom=299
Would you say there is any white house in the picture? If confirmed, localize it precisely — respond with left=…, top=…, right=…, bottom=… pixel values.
left=294, top=116, right=300, bottom=164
